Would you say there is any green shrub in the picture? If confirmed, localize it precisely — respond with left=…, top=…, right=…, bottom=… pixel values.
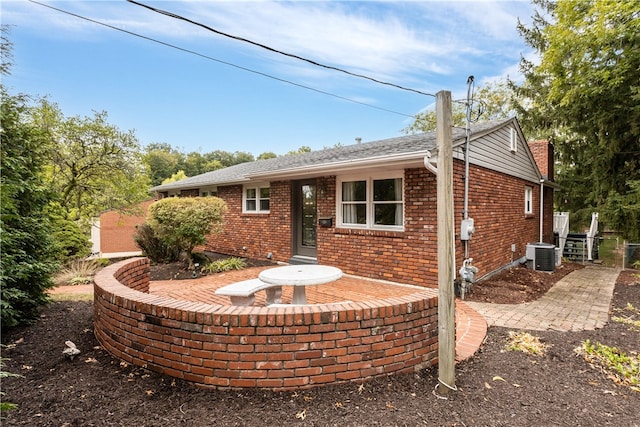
left=203, top=257, right=247, bottom=273
left=95, top=258, right=111, bottom=267
left=147, top=197, right=227, bottom=269
left=51, top=217, right=91, bottom=261
left=134, top=223, right=180, bottom=264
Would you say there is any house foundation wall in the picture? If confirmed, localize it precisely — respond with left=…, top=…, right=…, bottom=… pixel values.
left=94, top=258, right=439, bottom=391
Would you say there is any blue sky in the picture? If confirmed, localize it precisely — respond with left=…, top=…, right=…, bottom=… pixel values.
left=3, top=1, right=535, bottom=156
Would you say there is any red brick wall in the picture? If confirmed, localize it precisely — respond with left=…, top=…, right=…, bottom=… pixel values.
left=319, top=170, right=438, bottom=284
left=204, top=161, right=548, bottom=286
left=206, top=182, right=292, bottom=261
left=460, top=162, right=543, bottom=279
left=94, top=258, right=439, bottom=390
left=180, top=189, right=200, bottom=197
left=528, top=140, right=554, bottom=179
left=319, top=164, right=544, bottom=286
left=99, top=200, right=153, bottom=254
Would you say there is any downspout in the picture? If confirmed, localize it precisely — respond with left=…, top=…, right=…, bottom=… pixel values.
left=423, top=150, right=456, bottom=282
left=463, top=76, right=474, bottom=258
left=539, top=179, right=545, bottom=242
left=424, top=151, right=438, bottom=174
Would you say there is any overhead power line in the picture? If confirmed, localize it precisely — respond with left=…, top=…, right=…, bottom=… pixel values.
left=127, top=0, right=437, bottom=99
left=27, top=0, right=419, bottom=119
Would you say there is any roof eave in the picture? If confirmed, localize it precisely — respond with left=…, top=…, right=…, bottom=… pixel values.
left=246, top=151, right=429, bottom=180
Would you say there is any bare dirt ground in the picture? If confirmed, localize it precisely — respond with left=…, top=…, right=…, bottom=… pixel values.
left=2, top=264, right=639, bottom=426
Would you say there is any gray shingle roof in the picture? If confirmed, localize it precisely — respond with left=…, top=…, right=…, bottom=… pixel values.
left=151, top=118, right=513, bottom=192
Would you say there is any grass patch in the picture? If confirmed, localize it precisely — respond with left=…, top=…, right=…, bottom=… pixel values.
left=597, top=237, right=620, bottom=267
left=49, top=292, right=94, bottom=302
left=612, top=302, right=640, bottom=332
left=575, top=340, right=639, bottom=391
left=54, top=259, right=102, bottom=286
left=505, top=331, right=550, bottom=356
left=203, top=257, right=247, bottom=273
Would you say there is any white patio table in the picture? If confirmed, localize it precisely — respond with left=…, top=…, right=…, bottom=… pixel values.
left=258, top=265, right=343, bottom=304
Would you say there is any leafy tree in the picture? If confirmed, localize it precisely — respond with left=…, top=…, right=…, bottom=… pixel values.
left=146, top=142, right=174, bottom=152
left=0, top=88, right=58, bottom=328
left=181, top=151, right=224, bottom=176
left=146, top=197, right=227, bottom=269
left=32, top=101, right=150, bottom=221
left=286, top=146, right=312, bottom=156
left=162, top=170, right=188, bottom=185
left=204, top=150, right=255, bottom=167
left=144, top=145, right=254, bottom=185
left=515, top=0, right=640, bottom=238
left=144, top=146, right=181, bottom=187
left=403, top=79, right=517, bottom=133
left=0, top=26, right=12, bottom=76
left=257, top=152, right=277, bottom=160
left=181, top=152, right=207, bottom=176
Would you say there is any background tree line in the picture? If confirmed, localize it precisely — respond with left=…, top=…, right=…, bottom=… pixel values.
left=405, top=0, right=639, bottom=241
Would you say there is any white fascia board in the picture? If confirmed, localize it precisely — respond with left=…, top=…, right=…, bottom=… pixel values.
left=246, top=152, right=429, bottom=180
left=152, top=178, right=251, bottom=192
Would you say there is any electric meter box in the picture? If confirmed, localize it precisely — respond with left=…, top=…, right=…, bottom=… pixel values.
left=460, top=218, right=475, bottom=240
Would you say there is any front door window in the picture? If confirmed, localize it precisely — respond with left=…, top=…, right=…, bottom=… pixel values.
left=301, top=184, right=317, bottom=248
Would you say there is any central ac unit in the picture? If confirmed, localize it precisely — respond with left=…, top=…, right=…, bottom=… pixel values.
left=526, top=243, right=556, bottom=272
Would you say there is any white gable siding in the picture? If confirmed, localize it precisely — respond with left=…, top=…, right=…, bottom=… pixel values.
left=454, top=125, right=540, bottom=184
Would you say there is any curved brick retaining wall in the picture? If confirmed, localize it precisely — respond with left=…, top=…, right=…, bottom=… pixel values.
left=94, top=258, right=439, bottom=390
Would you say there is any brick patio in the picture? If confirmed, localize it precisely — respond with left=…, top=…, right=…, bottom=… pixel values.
left=52, top=265, right=487, bottom=364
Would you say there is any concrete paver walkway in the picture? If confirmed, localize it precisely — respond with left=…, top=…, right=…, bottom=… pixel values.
left=465, top=266, right=620, bottom=331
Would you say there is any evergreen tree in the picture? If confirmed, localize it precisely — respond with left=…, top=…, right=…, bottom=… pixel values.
left=1, top=88, right=59, bottom=328
left=515, top=0, right=640, bottom=238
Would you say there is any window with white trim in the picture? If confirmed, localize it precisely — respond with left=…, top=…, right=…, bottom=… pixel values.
left=338, top=174, right=404, bottom=230
left=524, top=186, right=533, bottom=214
left=243, top=184, right=270, bottom=213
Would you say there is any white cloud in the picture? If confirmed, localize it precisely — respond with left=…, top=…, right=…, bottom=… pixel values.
left=177, top=1, right=457, bottom=79
left=4, top=1, right=533, bottom=96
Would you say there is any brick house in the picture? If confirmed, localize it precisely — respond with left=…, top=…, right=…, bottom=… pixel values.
left=151, top=118, right=557, bottom=288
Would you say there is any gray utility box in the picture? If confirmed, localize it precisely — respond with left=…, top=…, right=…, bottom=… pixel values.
left=526, top=242, right=556, bottom=272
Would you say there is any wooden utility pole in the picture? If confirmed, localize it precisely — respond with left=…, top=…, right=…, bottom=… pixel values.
left=436, top=90, right=456, bottom=395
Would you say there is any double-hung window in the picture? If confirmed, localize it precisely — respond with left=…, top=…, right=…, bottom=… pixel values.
left=524, top=186, right=533, bottom=215
left=338, top=173, right=404, bottom=230
left=244, top=183, right=270, bottom=213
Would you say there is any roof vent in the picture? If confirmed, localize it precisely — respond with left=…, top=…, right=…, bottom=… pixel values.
left=355, top=137, right=362, bottom=144
left=509, top=128, right=517, bottom=153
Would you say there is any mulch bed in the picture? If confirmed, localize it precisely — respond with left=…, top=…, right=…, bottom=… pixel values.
left=149, top=252, right=276, bottom=281
left=2, top=268, right=639, bottom=426
left=465, top=261, right=585, bottom=304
